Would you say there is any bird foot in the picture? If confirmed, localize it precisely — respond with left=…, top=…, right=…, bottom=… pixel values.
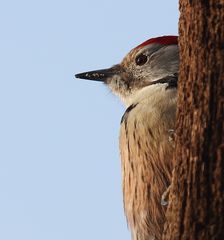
left=168, top=129, right=176, bottom=147
left=161, top=185, right=171, bottom=206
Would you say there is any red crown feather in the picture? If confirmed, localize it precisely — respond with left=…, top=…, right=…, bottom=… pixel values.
left=135, top=36, right=178, bottom=49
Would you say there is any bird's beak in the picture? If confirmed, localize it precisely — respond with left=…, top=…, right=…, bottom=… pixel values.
left=75, top=65, right=121, bottom=82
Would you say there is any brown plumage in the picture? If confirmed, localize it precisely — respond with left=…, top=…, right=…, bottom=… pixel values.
left=120, top=85, right=176, bottom=240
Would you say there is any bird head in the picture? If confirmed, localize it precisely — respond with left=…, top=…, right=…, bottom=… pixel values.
left=75, top=36, right=179, bottom=106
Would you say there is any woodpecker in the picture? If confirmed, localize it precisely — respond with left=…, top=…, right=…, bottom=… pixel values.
left=75, top=36, right=179, bottom=240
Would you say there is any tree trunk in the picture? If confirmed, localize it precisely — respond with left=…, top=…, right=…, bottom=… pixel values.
left=162, top=1, right=224, bottom=239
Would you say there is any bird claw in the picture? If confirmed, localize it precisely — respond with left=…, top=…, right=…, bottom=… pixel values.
left=168, top=129, right=175, bottom=147
left=161, top=185, right=171, bottom=206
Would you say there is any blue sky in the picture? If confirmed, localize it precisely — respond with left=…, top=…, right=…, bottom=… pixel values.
left=0, top=1, right=178, bottom=239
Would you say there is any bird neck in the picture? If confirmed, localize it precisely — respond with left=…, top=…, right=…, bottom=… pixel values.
left=123, top=83, right=176, bottom=109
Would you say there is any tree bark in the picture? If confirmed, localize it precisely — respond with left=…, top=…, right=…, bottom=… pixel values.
left=162, top=1, right=224, bottom=240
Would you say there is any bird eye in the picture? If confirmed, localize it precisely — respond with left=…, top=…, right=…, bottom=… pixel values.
left=135, top=54, right=148, bottom=66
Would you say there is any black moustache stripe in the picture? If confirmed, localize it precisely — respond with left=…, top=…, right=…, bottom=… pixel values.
left=149, top=74, right=178, bottom=88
